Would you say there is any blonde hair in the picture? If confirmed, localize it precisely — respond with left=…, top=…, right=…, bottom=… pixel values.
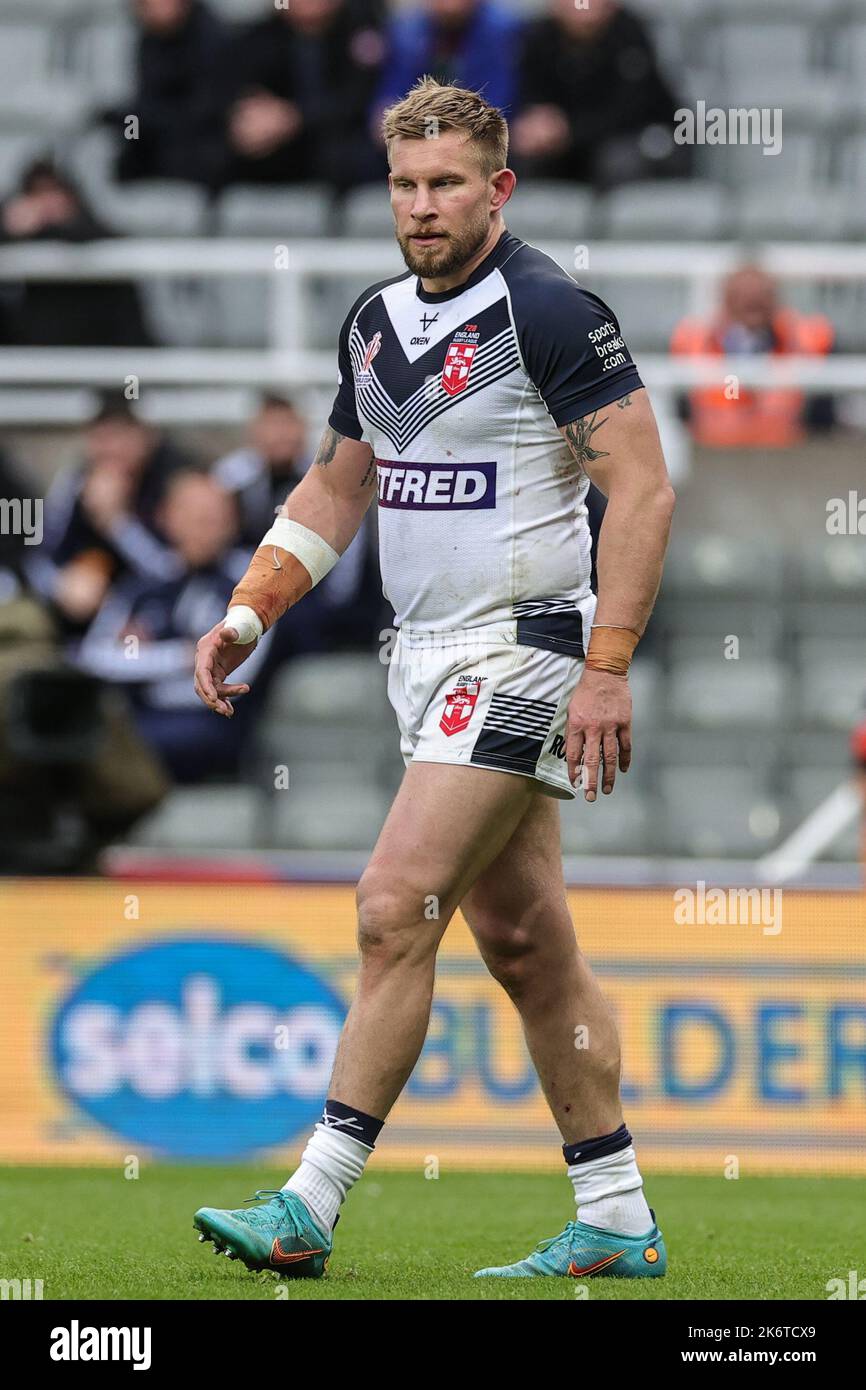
left=381, top=76, right=509, bottom=179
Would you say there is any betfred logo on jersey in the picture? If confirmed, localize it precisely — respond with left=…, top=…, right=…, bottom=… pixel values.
left=441, top=323, right=480, bottom=396
left=377, top=459, right=497, bottom=510
left=440, top=675, right=486, bottom=736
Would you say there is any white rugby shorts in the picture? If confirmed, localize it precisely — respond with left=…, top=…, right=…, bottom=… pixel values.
left=386, top=619, right=588, bottom=799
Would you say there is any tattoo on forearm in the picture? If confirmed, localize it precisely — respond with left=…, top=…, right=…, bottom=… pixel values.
left=615, top=395, right=633, bottom=410
left=314, top=426, right=343, bottom=468
left=564, top=411, right=610, bottom=466
left=360, top=456, right=376, bottom=489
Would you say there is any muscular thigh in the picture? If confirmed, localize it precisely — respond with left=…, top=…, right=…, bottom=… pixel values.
left=460, top=792, right=573, bottom=955
left=362, top=760, right=536, bottom=922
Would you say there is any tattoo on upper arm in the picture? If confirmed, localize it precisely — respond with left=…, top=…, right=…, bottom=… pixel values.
left=615, top=394, right=633, bottom=410
left=314, top=426, right=343, bottom=468
left=360, top=456, right=376, bottom=489
left=564, top=411, right=610, bottom=467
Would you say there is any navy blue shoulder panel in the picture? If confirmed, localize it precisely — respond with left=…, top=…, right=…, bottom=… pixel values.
left=497, top=238, right=643, bottom=425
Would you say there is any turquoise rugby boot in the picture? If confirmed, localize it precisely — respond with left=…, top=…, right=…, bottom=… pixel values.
left=474, top=1212, right=666, bottom=1279
left=194, top=1189, right=331, bottom=1278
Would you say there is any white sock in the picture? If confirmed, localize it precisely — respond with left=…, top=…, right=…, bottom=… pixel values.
left=283, top=1123, right=373, bottom=1234
left=568, top=1144, right=654, bottom=1236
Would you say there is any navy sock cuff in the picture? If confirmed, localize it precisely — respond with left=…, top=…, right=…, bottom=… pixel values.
left=563, top=1122, right=632, bottom=1167
left=321, top=1098, right=384, bottom=1149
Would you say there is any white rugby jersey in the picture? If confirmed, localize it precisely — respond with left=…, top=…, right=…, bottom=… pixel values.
left=329, top=229, right=641, bottom=656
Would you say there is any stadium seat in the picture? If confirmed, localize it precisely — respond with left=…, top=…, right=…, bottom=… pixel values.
left=89, top=181, right=209, bottom=236
left=661, top=535, right=785, bottom=600
left=341, top=184, right=399, bottom=238
left=724, top=75, right=851, bottom=135
left=560, top=785, right=658, bottom=857
left=667, top=658, right=787, bottom=730
left=790, top=599, right=866, bottom=643
left=839, top=23, right=866, bottom=78
left=0, top=24, right=53, bottom=89
left=71, top=20, right=135, bottom=106
left=839, top=135, right=866, bottom=198
left=265, top=653, right=389, bottom=724
left=0, top=84, right=89, bottom=137
left=217, top=185, right=335, bottom=239
left=0, top=20, right=88, bottom=135
left=660, top=766, right=782, bottom=857
left=714, top=133, right=825, bottom=191
left=709, top=23, right=815, bottom=77
left=597, top=181, right=731, bottom=240
left=735, top=187, right=849, bottom=241
left=500, top=183, right=595, bottom=242
left=127, top=786, right=266, bottom=851
left=627, top=657, right=662, bottom=734
left=795, top=653, right=865, bottom=731
left=700, top=0, right=847, bottom=16
left=797, top=536, right=866, bottom=598
left=270, top=783, right=390, bottom=851
left=213, top=188, right=336, bottom=347
left=256, top=724, right=394, bottom=787
left=140, top=279, right=215, bottom=348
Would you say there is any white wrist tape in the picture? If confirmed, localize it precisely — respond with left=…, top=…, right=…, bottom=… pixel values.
left=225, top=605, right=263, bottom=645
left=261, top=516, right=340, bottom=588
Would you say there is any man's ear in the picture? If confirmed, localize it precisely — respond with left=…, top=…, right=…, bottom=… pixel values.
left=491, top=167, right=517, bottom=212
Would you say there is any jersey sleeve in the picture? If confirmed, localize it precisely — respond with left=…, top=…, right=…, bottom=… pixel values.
left=328, top=314, right=364, bottom=441
left=517, top=276, right=643, bottom=427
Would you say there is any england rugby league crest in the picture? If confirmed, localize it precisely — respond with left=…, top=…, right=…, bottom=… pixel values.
left=441, top=323, right=480, bottom=397
left=439, top=675, right=485, bottom=736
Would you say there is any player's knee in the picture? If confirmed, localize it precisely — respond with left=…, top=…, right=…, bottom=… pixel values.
left=473, top=915, right=540, bottom=999
left=355, top=871, right=434, bottom=968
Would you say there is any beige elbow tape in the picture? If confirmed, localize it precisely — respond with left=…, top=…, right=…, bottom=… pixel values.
left=261, top=516, right=340, bottom=589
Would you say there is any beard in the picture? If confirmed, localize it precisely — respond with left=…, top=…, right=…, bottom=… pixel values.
left=396, top=208, right=491, bottom=280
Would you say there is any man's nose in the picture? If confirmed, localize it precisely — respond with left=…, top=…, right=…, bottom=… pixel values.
left=410, top=191, right=436, bottom=220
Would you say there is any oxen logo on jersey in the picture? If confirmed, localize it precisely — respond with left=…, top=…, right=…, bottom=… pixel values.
left=354, top=331, right=382, bottom=388
left=439, top=675, right=486, bottom=737
left=441, top=323, right=481, bottom=397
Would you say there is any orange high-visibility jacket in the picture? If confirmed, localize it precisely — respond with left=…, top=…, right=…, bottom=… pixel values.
left=670, top=309, right=834, bottom=448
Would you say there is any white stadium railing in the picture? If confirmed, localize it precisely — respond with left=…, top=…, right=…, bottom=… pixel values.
left=0, top=240, right=865, bottom=424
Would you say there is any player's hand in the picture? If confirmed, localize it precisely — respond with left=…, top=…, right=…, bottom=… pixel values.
left=194, top=620, right=256, bottom=718
left=565, top=668, right=632, bottom=802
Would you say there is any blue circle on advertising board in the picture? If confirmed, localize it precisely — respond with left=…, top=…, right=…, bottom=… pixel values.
left=49, top=938, right=347, bottom=1159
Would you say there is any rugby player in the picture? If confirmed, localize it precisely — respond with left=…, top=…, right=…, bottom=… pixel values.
left=192, top=76, right=675, bottom=1281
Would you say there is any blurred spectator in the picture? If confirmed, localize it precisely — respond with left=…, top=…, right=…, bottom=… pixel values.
left=212, top=393, right=381, bottom=652
left=75, top=471, right=270, bottom=783
left=0, top=160, right=153, bottom=347
left=115, top=0, right=230, bottom=187
left=219, top=0, right=385, bottom=190
left=26, top=393, right=191, bottom=632
left=212, top=393, right=310, bottom=543
left=671, top=265, right=835, bottom=448
left=0, top=481, right=168, bottom=870
left=512, top=0, right=686, bottom=187
left=376, top=0, right=520, bottom=129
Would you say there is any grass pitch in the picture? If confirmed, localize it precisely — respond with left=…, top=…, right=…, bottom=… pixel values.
left=0, top=1167, right=859, bottom=1301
